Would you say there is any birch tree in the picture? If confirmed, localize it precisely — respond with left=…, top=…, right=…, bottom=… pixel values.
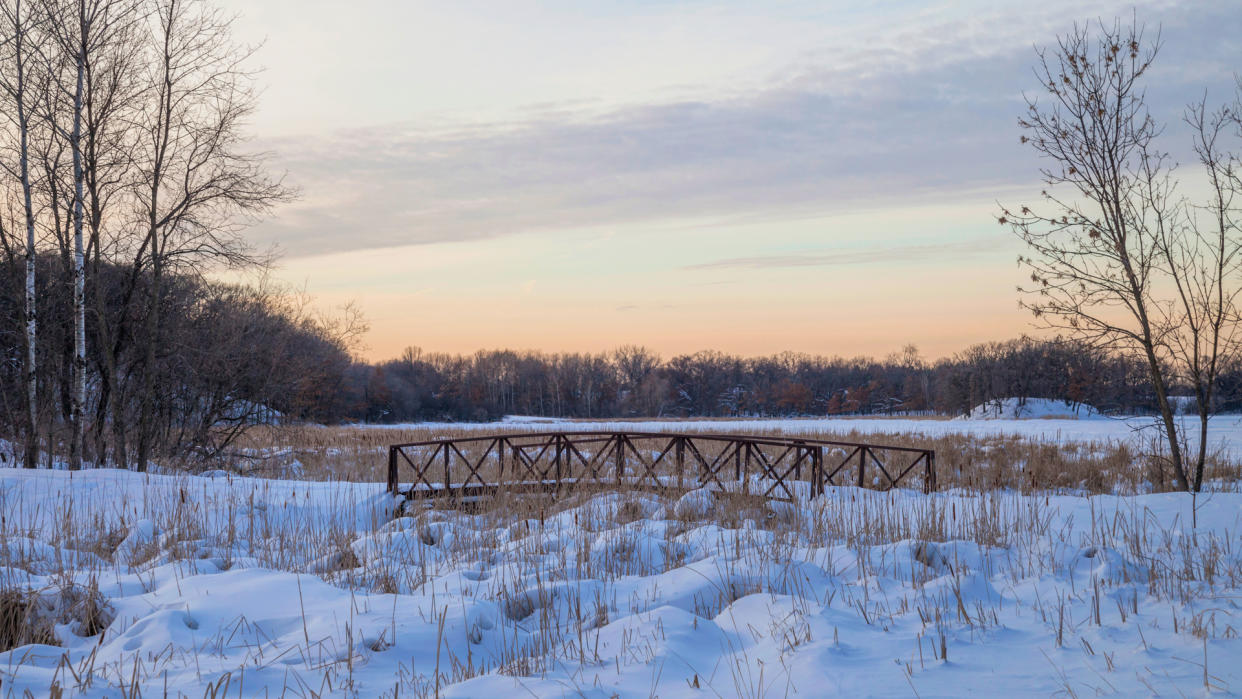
left=76, top=0, right=141, bottom=468
left=42, top=0, right=147, bottom=469
left=0, top=0, right=43, bottom=467
left=40, top=0, right=102, bottom=470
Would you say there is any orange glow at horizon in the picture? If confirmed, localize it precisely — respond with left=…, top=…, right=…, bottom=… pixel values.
left=273, top=201, right=1041, bottom=364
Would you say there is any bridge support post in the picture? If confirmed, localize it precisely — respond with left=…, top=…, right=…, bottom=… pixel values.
left=497, top=438, right=506, bottom=482
left=387, top=446, right=398, bottom=494
left=734, top=443, right=742, bottom=484
left=554, top=434, right=563, bottom=486
left=742, top=442, right=751, bottom=495
left=614, top=435, right=624, bottom=486
left=675, top=437, right=685, bottom=489
left=443, top=446, right=451, bottom=497
left=812, top=446, right=823, bottom=498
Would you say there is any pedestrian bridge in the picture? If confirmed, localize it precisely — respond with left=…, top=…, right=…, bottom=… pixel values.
left=387, top=430, right=936, bottom=502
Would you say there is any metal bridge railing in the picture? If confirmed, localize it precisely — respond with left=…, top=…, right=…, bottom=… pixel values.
left=387, top=431, right=935, bottom=501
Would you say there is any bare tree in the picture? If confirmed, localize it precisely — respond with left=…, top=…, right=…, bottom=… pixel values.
left=0, top=0, right=44, bottom=467
left=1006, top=18, right=1241, bottom=491
left=612, top=345, right=660, bottom=415
left=1157, top=92, right=1242, bottom=491
left=132, top=0, right=288, bottom=470
left=76, top=0, right=141, bottom=468
left=39, top=0, right=121, bottom=469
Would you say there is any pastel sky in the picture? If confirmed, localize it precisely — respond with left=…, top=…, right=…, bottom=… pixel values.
left=222, top=0, right=1241, bottom=361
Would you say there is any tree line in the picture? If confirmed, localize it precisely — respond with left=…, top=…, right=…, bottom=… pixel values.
left=335, top=338, right=1242, bottom=424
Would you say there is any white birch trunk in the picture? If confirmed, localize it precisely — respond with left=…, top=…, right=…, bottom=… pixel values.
left=12, top=0, right=39, bottom=469
left=70, top=39, right=86, bottom=472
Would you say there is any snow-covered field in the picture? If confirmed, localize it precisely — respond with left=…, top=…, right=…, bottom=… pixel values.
left=1, top=418, right=1241, bottom=696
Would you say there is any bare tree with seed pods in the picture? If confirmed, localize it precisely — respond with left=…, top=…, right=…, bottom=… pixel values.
left=0, top=0, right=46, bottom=467
left=1004, top=17, right=1242, bottom=492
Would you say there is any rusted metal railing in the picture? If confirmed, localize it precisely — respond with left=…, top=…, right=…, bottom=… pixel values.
left=387, top=431, right=935, bottom=502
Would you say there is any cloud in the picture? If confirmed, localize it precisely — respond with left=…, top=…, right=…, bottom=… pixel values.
left=251, top=1, right=1242, bottom=258
left=685, top=237, right=1009, bottom=271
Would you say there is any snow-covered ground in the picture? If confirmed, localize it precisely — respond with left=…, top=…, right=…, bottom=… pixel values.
left=965, top=396, right=1099, bottom=420
left=1, top=461, right=1240, bottom=696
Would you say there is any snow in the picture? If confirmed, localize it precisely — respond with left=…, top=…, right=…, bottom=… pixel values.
left=1, top=461, right=1240, bottom=696
left=965, top=397, right=1100, bottom=420
left=672, top=488, right=715, bottom=519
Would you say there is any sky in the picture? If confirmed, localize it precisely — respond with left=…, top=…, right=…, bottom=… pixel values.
left=221, top=0, right=1242, bottom=362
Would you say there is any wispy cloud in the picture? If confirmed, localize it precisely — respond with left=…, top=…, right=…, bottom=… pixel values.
left=251, top=1, right=1241, bottom=258
left=685, top=237, right=1008, bottom=271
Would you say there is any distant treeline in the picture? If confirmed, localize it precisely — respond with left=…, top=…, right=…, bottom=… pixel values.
left=334, top=339, right=1242, bottom=423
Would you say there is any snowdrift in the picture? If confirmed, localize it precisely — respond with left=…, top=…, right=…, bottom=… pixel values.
left=966, top=396, right=1099, bottom=420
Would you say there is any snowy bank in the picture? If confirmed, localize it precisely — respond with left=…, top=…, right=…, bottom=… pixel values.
left=0, top=467, right=1238, bottom=695
left=966, top=397, right=1100, bottom=420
